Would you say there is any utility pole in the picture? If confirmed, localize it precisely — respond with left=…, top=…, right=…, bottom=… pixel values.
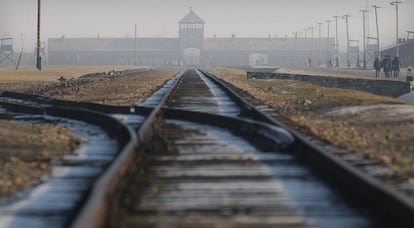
left=372, top=5, right=381, bottom=60
left=361, top=9, right=368, bottom=69
left=298, top=31, right=302, bottom=66
left=390, top=1, right=402, bottom=57
left=309, top=26, right=314, bottom=63
left=36, top=0, right=41, bottom=70
left=318, top=22, right=323, bottom=66
left=304, top=28, right=308, bottom=62
left=326, top=20, right=331, bottom=68
left=342, top=14, right=351, bottom=67
left=333, top=15, right=340, bottom=68
left=293, top=32, right=298, bottom=66
left=333, top=16, right=340, bottom=56
left=134, top=24, right=137, bottom=66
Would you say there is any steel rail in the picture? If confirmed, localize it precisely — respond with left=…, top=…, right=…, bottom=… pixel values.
left=199, top=68, right=414, bottom=227
left=115, top=69, right=379, bottom=227
left=64, top=68, right=293, bottom=227
left=70, top=70, right=184, bottom=228
left=0, top=100, right=137, bottom=227
left=2, top=67, right=414, bottom=226
left=1, top=90, right=152, bottom=115
left=161, top=107, right=294, bottom=151
left=0, top=70, right=186, bottom=228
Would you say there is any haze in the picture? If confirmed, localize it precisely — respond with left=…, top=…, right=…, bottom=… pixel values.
left=1, top=0, right=413, bottom=52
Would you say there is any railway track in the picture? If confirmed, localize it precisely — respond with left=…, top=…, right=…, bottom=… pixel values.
left=0, top=100, right=138, bottom=227
left=0, top=68, right=413, bottom=227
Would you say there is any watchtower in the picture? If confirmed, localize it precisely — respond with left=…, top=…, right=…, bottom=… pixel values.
left=179, top=7, right=204, bottom=65
left=0, top=37, right=16, bottom=65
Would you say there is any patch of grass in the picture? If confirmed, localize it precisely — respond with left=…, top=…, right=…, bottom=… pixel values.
left=206, top=67, right=401, bottom=116
left=0, top=120, right=80, bottom=198
left=0, top=66, right=140, bottom=83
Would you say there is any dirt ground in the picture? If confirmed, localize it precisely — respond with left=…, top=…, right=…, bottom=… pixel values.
left=0, top=66, right=138, bottom=98
left=206, top=67, right=414, bottom=182
left=0, top=66, right=134, bottom=83
left=0, top=67, right=179, bottom=106
left=30, top=68, right=179, bottom=105
left=0, top=67, right=178, bottom=199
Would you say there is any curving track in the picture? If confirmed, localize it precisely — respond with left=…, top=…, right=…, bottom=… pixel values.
left=0, top=68, right=413, bottom=227
left=0, top=100, right=138, bottom=227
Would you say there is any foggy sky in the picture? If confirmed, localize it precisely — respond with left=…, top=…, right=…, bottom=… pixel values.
left=1, top=0, right=413, bottom=52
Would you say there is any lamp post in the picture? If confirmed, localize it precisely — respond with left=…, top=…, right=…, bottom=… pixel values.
left=333, top=16, right=339, bottom=55
left=372, top=5, right=381, bottom=61
left=342, top=14, right=351, bottom=67
left=297, top=31, right=302, bottom=66
left=36, top=0, right=41, bottom=70
left=308, top=26, right=314, bottom=65
left=333, top=15, right=340, bottom=68
left=304, top=28, right=308, bottom=64
left=361, top=9, right=368, bottom=69
left=293, top=32, right=299, bottom=66
left=326, top=20, right=331, bottom=68
left=134, top=24, right=137, bottom=66
left=318, top=22, right=323, bottom=66
left=390, top=1, right=402, bottom=57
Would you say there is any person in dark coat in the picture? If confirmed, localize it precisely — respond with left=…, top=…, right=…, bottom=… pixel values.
left=387, top=56, right=392, bottom=77
left=382, top=56, right=389, bottom=77
left=374, top=57, right=381, bottom=78
left=392, top=56, right=400, bottom=77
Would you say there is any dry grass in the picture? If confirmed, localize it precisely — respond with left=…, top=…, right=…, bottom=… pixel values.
left=0, top=66, right=138, bottom=83
left=207, top=68, right=400, bottom=114
left=207, top=67, right=414, bottom=181
left=43, top=68, right=179, bottom=106
left=0, top=120, right=80, bottom=198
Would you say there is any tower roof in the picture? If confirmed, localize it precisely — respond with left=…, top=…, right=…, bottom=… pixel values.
left=179, top=8, right=204, bottom=24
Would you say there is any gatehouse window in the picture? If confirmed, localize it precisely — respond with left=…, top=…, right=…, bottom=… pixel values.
left=180, top=23, right=203, bottom=30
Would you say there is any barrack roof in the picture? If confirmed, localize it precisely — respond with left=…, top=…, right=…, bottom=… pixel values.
left=48, top=38, right=179, bottom=52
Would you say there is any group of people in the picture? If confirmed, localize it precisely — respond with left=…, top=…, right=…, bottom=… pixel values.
left=374, top=55, right=400, bottom=78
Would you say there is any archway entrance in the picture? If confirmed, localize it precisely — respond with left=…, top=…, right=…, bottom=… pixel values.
left=183, top=48, right=201, bottom=65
